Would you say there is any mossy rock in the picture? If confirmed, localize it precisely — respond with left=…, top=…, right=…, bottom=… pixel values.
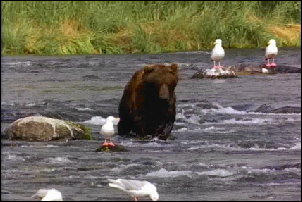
left=65, top=120, right=92, bottom=140
left=5, top=116, right=92, bottom=141
left=203, top=74, right=238, bottom=79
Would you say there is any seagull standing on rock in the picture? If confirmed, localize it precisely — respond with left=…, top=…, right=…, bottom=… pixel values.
left=265, top=39, right=278, bottom=67
left=101, top=116, right=120, bottom=147
left=211, top=39, right=225, bottom=69
left=108, top=179, right=159, bottom=201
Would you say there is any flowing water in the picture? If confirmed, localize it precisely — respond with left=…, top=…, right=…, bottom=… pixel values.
left=1, top=48, right=301, bottom=201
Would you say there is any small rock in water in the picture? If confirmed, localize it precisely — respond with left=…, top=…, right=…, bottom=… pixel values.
left=191, top=67, right=237, bottom=79
left=95, top=144, right=129, bottom=152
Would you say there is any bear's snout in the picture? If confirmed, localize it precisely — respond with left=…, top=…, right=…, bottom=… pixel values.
left=159, top=84, right=170, bottom=100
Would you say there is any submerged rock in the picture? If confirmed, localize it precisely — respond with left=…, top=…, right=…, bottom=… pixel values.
left=95, top=144, right=129, bottom=152
left=255, top=105, right=301, bottom=114
left=226, top=63, right=301, bottom=75
left=274, top=65, right=301, bottom=73
left=5, top=116, right=92, bottom=141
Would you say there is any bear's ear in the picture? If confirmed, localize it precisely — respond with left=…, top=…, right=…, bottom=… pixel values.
left=170, top=63, right=178, bottom=72
left=144, top=65, right=155, bottom=74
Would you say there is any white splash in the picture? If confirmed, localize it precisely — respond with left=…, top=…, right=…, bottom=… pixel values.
left=202, top=103, right=247, bottom=115
left=111, top=163, right=141, bottom=172
left=250, top=112, right=301, bottom=116
left=290, top=142, right=301, bottom=150
left=25, top=102, right=36, bottom=107
left=174, top=127, right=188, bottom=132
left=46, top=144, right=59, bottom=148
left=146, top=168, right=193, bottom=178
left=47, top=157, right=72, bottom=164
left=247, top=168, right=275, bottom=174
left=76, top=107, right=93, bottom=111
left=21, top=144, right=58, bottom=148
left=83, top=116, right=106, bottom=125
left=176, top=111, right=186, bottom=119
left=6, top=154, right=25, bottom=161
left=5, top=61, right=31, bottom=67
left=202, top=126, right=236, bottom=133
left=221, top=118, right=274, bottom=125
left=188, top=116, right=200, bottom=124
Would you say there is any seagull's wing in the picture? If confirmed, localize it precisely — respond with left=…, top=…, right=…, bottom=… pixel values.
left=211, top=48, right=215, bottom=60
left=109, top=179, right=147, bottom=191
left=32, top=189, right=49, bottom=198
left=275, top=46, right=278, bottom=54
left=42, top=189, right=63, bottom=201
left=123, top=180, right=150, bottom=191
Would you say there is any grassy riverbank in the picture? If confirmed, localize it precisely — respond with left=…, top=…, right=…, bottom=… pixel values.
left=1, top=1, right=301, bottom=55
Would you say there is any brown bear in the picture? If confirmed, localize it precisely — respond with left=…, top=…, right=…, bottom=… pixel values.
left=118, top=63, right=179, bottom=140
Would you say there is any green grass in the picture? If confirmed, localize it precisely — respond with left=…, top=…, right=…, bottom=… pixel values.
left=1, top=1, right=301, bottom=55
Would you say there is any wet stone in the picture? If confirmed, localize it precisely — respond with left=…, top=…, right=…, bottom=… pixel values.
left=5, top=116, right=92, bottom=141
left=95, top=144, right=129, bottom=152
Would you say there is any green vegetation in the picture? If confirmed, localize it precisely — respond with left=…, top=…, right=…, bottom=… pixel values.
left=65, top=121, right=92, bottom=140
left=1, top=1, right=301, bottom=55
left=80, top=125, right=92, bottom=140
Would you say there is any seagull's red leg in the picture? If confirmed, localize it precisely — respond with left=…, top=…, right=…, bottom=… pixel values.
left=102, top=140, right=109, bottom=147
left=218, top=61, right=223, bottom=68
left=213, top=61, right=217, bottom=68
left=108, top=137, right=115, bottom=147
left=271, top=56, right=276, bottom=67
left=134, top=196, right=138, bottom=201
left=108, top=142, right=115, bottom=147
left=266, top=58, right=271, bottom=67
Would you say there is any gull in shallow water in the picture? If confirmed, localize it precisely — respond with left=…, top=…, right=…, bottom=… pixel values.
left=265, top=39, right=278, bottom=67
left=211, top=39, right=225, bottom=69
left=108, top=179, right=159, bottom=201
left=32, top=188, right=63, bottom=201
left=101, top=116, right=120, bottom=147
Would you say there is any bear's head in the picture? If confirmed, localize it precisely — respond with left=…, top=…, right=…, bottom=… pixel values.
left=141, top=63, right=178, bottom=105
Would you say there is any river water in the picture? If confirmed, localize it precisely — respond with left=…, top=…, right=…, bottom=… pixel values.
left=1, top=48, right=301, bottom=201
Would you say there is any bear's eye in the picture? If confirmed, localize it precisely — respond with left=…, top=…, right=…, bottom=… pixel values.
left=144, top=66, right=154, bottom=74
left=168, top=69, right=175, bottom=74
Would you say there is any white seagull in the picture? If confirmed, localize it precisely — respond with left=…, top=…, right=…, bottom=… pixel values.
left=211, top=39, right=225, bottom=68
left=265, top=39, right=278, bottom=67
left=32, top=188, right=63, bottom=201
left=101, top=116, right=120, bottom=147
left=108, top=179, right=159, bottom=201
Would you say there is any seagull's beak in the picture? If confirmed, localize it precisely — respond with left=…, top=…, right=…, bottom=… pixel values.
left=115, top=118, right=120, bottom=122
left=268, top=42, right=271, bottom=45
left=213, top=42, right=217, bottom=45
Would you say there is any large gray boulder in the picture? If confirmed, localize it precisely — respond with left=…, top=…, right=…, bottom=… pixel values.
left=5, top=116, right=92, bottom=141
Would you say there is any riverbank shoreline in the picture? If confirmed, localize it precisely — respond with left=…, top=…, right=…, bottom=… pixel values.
left=1, top=1, right=301, bottom=56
